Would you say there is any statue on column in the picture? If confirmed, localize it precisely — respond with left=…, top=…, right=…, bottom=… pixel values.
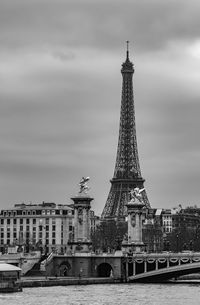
left=79, top=177, right=90, bottom=194
left=129, top=187, right=145, bottom=204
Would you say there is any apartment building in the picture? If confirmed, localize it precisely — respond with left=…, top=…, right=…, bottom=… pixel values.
left=0, top=202, right=74, bottom=254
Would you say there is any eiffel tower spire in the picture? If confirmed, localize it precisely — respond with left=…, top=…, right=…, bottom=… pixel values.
left=101, top=43, right=150, bottom=220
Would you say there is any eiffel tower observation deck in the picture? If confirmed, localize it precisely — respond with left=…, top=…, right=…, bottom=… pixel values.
left=101, top=42, right=150, bottom=221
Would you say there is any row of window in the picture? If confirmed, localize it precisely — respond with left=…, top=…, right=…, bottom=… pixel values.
left=163, top=227, right=172, bottom=233
left=0, top=218, right=59, bottom=225
left=1, top=209, right=74, bottom=217
left=0, top=228, right=74, bottom=240
left=0, top=225, right=73, bottom=233
left=0, top=238, right=57, bottom=246
left=162, top=215, right=172, bottom=219
left=163, top=221, right=172, bottom=226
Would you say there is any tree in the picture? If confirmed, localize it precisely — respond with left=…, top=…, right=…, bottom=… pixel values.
left=91, top=220, right=127, bottom=252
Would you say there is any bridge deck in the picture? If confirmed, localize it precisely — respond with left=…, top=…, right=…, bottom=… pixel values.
left=128, top=262, right=200, bottom=282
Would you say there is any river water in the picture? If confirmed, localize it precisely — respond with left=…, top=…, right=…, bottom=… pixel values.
left=1, top=283, right=200, bottom=305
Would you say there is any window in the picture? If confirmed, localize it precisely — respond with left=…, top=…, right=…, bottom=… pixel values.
left=39, top=232, right=42, bottom=238
left=32, top=211, right=36, bottom=215
left=46, top=218, right=49, bottom=224
left=46, top=239, right=49, bottom=245
left=52, top=239, right=55, bottom=245
left=20, top=219, right=23, bottom=224
left=46, top=232, right=49, bottom=238
left=52, top=232, right=55, bottom=238
left=26, top=219, right=29, bottom=224
left=13, top=232, right=17, bottom=238
left=33, top=219, right=36, bottom=225
left=13, top=219, right=17, bottom=225
left=46, top=226, right=49, bottom=231
left=33, top=227, right=36, bottom=232
left=7, top=233, right=10, bottom=238
left=20, top=226, right=23, bottom=231
left=52, top=225, right=56, bottom=231
left=0, top=219, right=3, bottom=225
left=7, top=239, right=10, bottom=244
left=1, top=233, right=4, bottom=238
left=7, top=219, right=10, bottom=225
left=69, top=225, right=73, bottom=231
left=26, top=226, right=29, bottom=231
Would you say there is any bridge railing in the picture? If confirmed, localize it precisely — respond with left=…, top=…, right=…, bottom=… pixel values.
left=122, top=251, right=200, bottom=279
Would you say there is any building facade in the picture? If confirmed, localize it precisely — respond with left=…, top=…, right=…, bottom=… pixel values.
left=0, top=202, right=74, bottom=254
left=0, top=202, right=100, bottom=254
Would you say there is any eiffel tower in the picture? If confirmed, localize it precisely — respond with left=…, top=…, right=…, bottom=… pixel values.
left=101, top=42, right=150, bottom=221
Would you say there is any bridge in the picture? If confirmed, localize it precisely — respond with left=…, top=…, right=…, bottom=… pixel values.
left=122, top=252, right=200, bottom=282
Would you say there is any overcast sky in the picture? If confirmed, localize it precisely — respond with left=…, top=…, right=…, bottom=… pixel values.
left=1, top=0, right=200, bottom=215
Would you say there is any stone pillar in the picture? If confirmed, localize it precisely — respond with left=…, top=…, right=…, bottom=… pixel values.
left=144, top=260, right=147, bottom=273
left=122, top=197, right=146, bottom=253
left=68, top=194, right=93, bottom=253
left=133, top=261, right=136, bottom=275
left=155, top=259, right=158, bottom=270
left=167, top=258, right=169, bottom=268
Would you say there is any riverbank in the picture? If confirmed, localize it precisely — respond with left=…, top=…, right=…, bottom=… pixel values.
left=20, top=276, right=122, bottom=288
left=20, top=274, right=200, bottom=288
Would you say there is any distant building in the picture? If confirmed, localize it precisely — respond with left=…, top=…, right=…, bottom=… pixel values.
left=90, top=210, right=100, bottom=235
left=162, top=209, right=173, bottom=234
left=142, top=206, right=200, bottom=252
left=0, top=202, right=99, bottom=254
left=160, top=206, right=200, bottom=234
left=142, top=209, right=163, bottom=253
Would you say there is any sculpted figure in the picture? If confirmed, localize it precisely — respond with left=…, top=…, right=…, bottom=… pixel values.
left=130, top=187, right=145, bottom=203
left=79, top=176, right=90, bottom=194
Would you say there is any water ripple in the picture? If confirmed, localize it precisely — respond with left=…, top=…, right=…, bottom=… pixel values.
left=0, top=283, right=200, bottom=305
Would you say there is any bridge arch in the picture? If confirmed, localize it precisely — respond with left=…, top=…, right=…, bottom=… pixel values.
left=128, top=261, right=200, bottom=282
left=97, top=263, right=113, bottom=277
left=59, top=261, right=71, bottom=276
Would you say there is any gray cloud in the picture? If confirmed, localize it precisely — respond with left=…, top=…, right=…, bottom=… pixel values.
left=1, top=0, right=200, bottom=52
left=0, top=0, right=200, bottom=214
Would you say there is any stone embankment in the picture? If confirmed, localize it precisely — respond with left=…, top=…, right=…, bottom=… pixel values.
left=21, top=277, right=121, bottom=288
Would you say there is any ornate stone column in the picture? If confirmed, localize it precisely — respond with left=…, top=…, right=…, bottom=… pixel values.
left=68, top=177, right=93, bottom=253
left=122, top=188, right=146, bottom=253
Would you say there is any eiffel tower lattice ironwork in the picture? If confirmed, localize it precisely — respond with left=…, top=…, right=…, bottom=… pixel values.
left=101, top=43, right=150, bottom=220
